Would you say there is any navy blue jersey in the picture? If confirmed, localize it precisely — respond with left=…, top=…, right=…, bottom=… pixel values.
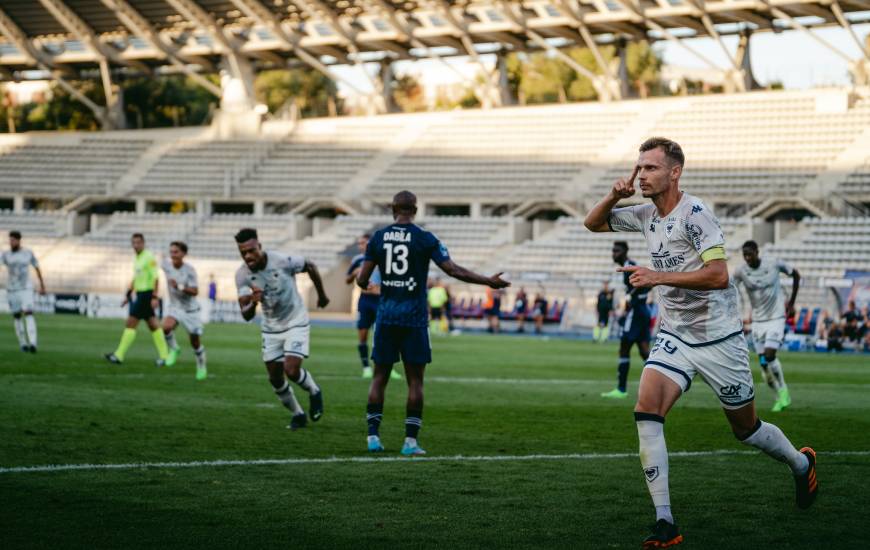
left=365, top=223, right=450, bottom=327
left=622, top=258, right=651, bottom=311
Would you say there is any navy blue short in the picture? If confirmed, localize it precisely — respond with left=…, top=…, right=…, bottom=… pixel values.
left=129, top=290, right=156, bottom=320
left=372, top=324, right=431, bottom=365
left=357, top=298, right=378, bottom=330
left=621, top=306, right=651, bottom=344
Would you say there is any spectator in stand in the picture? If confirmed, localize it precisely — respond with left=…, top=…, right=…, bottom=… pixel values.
left=843, top=301, right=864, bottom=345
left=827, top=321, right=845, bottom=352
left=484, top=287, right=502, bottom=333
left=532, top=293, right=548, bottom=334
left=515, top=287, right=529, bottom=333
left=818, top=310, right=835, bottom=341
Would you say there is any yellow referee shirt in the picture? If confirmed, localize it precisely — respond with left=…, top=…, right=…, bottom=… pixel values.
left=133, top=249, right=158, bottom=292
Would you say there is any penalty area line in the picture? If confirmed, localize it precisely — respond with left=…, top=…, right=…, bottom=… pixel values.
left=2, top=450, right=869, bottom=475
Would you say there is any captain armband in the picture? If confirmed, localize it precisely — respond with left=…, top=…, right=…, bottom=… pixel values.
left=700, top=246, right=726, bottom=263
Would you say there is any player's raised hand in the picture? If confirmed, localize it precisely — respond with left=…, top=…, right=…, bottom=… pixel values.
left=611, top=165, right=638, bottom=200
left=616, top=264, right=659, bottom=288
left=488, top=273, right=511, bottom=289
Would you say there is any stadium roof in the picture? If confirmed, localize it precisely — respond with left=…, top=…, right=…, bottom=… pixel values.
left=1, top=0, right=869, bottom=73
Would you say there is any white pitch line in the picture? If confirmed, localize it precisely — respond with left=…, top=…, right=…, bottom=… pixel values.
left=2, top=450, right=869, bottom=475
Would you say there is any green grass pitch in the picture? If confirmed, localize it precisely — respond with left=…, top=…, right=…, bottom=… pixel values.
left=1, top=314, right=868, bottom=549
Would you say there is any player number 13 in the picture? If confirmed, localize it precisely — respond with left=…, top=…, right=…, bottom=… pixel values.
left=383, top=243, right=409, bottom=275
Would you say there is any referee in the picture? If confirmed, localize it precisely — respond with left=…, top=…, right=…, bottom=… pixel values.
left=104, top=233, right=169, bottom=365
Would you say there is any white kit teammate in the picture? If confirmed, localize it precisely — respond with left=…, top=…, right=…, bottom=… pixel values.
left=161, top=241, right=208, bottom=380
left=733, top=240, right=800, bottom=412
left=234, top=228, right=329, bottom=430
left=2, top=231, right=45, bottom=353
left=584, top=137, right=817, bottom=548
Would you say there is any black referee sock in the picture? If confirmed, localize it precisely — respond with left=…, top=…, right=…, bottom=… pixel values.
left=358, top=343, right=369, bottom=368
left=367, top=403, right=383, bottom=436
left=405, top=408, right=423, bottom=439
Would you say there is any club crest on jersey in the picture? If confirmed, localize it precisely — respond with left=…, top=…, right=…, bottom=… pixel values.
left=644, top=467, right=659, bottom=482
left=665, top=222, right=675, bottom=238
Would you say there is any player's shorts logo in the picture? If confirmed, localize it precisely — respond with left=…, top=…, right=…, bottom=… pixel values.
left=719, top=384, right=742, bottom=399
left=291, top=341, right=303, bottom=351
left=644, top=466, right=659, bottom=482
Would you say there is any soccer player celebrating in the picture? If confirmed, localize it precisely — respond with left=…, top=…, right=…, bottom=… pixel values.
left=346, top=233, right=398, bottom=380
left=584, top=138, right=817, bottom=548
left=356, top=191, right=509, bottom=456
left=234, top=228, right=328, bottom=430
left=2, top=231, right=45, bottom=353
left=601, top=241, right=651, bottom=397
left=105, top=233, right=170, bottom=366
left=161, top=241, right=207, bottom=380
left=733, top=240, right=800, bottom=412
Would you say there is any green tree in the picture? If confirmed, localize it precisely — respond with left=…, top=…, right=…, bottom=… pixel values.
left=254, top=68, right=339, bottom=118
left=122, top=75, right=217, bottom=128
left=392, top=74, right=427, bottom=112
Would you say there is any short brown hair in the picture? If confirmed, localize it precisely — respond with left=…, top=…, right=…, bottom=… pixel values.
left=170, top=241, right=188, bottom=254
left=639, top=137, right=684, bottom=167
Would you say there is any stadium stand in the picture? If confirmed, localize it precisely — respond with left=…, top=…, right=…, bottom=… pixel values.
left=0, top=138, right=152, bottom=199
left=367, top=105, right=638, bottom=203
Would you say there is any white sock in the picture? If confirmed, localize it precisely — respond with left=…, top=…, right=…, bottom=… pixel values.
left=24, top=315, right=37, bottom=347
left=768, top=359, right=786, bottom=391
left=294, top=367, right=320, bottom=394
left=404, top=437, right=418, bottom=447
left=636, top=414, right=673, bottom=523
left=194, top=346, right=206, bottom=368
left=741, top=420, right=808, bottom=475
left=13, top=318, right=27, bottom=347
left=274, top=381, right=304, bottom=415
left=164, top=331, right=179, bottom=351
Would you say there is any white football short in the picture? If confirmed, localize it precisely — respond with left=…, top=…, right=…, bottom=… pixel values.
left=7, top=289, right=34, bottom=314
left=644, top=330, right=755, bottom=410
left=751, top=317, right=786, bottom=354
left=166, top=306, right=204, bottom=336
left=262, top=325, right=310, bottom=363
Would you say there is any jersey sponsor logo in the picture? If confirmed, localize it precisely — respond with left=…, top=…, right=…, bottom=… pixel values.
left=382, top=276, right=418, bottom=292
left=650, top=244, right=686, bottom=270
left=644, top=466, right=660, bottom=482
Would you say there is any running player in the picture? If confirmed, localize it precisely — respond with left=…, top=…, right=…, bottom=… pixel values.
left=357, top=191, right=509, bottom=456
left=1, top=231, right=45, bottom=353
left=733, top=240, right=800, bottom=412
left=584, top=137, right=817, bottom=548
left=235, top=228, right=328, bottom=430
left=601, top=241, right=651, bottom=397
left=161, top=241, right=208, bottom=380
left=105, top=233, right=170, bottom=366
left=346, top=233, right=398, bottom=380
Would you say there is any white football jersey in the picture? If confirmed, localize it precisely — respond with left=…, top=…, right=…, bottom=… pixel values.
left=1, top=248, right=38, bottom=291
left=161, top=258, right=201, bottom=313
left=235, top=251, right=308, bottom=333
left=733, top=256, right=794, bottom=322
left=608, top=192, right=742, bottom=344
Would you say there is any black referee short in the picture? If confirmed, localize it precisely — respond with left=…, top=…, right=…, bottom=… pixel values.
left=129, top=290, right=156, bottom=320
